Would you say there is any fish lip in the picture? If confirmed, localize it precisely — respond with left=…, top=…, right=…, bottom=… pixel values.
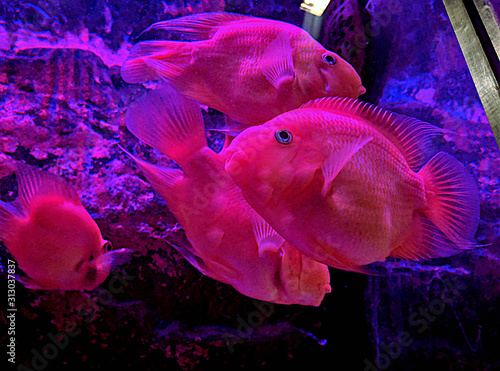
left=224, top=146, right=249, bottom=176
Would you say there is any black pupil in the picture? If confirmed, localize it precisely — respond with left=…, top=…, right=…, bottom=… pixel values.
left=275, top=129, right=292, bottom=144
left=325, top=55, right=336, bottom=65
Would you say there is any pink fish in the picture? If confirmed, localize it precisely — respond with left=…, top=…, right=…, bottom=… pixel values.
left=121, top=12, right=365, bottom=126
left=123, top=86, right=331, bottom=306
left=0, top=163, right=131, bottom=290
left=224, top=98, right=480, bottom=272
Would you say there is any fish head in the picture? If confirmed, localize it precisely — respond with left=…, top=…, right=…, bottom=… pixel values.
left=279, top=243, right=331, bottom=306
left=70, top=239, right=114, bottom=290
left=224, top=114, right=325, bottom=206
left=26, top=200, right=113, bottom=290
left=310, top=50, right=366, bottom=99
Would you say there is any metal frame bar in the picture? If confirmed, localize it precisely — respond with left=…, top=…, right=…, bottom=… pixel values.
left=443, top=0, right=500, bottom=149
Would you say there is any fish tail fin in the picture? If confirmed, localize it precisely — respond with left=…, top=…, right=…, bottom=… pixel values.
left=121, top=40, right=188, bottom=84
left=391, top=152, right=480, bottom=260
left=125, top=85, right=207, bottom=166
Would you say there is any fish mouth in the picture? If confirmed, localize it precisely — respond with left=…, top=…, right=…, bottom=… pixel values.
left=224, top=146, right=249, bottom=178
left=357, top=85, right=367, bottom=96
left=320, top=68, right=365, bottom=98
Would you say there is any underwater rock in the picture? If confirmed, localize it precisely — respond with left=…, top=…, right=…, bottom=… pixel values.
left=320, top=0, right=370, bottom=73
left=0, top=0, right=225, bottom=51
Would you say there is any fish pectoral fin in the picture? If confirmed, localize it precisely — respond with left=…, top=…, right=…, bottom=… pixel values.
left=321, top=136, right=373, bottom=197
left=97, top=248, right=135, bottom=269
left=251, top=216, right=284, bottom=258
left=261, top=31, right=296, bottom=90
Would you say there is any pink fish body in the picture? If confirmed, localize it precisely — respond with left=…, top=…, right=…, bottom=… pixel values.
left=121, top=12, right=365, bottom=126
left=0, top=164, right=130, bottom=290
left=225, top=98, right=480, bottom=272
left=123, top=86, right=331, bottom=306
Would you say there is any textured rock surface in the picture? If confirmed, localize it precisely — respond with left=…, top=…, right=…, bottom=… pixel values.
left=0, top=0, right=499, bottom=370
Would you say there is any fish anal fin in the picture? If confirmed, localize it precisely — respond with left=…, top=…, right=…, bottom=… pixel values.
left=261, top=32, right=295, bottom=90
left=164, top=236, right=210, bottom=277
left=390, top=213, right=473, bottom=261
left=119, top=146, right=184, bottom=200
left=321, top=136, right=373, bottom=197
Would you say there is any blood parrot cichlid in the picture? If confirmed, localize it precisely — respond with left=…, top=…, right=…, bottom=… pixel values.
left=123, top=85, right=331, bottom=306
left=121, top=12, right=365, bottom=126
left=0, top=163, right=131, bottom=290
left=224, top=97, right=480, bottom=272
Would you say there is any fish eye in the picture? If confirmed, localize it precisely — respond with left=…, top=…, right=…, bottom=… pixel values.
left=103, top=241, right=113, bottom=251
left=322, top=53, right=337, bottom=66
left=274, top=129, right=293, bottom=144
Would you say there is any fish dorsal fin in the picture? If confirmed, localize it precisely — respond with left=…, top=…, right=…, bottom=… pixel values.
left=321, top=136, right=373, bottom=197
left=299, top=97, right=442, bottom=170
left=251, top=215, right=285, bottom=258
left=125, top=85, right=207, bottom=167
left=261, top=32, right=296, bottom=90
left=141, top=12, right=252, bottom=40
left=14, top=163, right=81, bottom=211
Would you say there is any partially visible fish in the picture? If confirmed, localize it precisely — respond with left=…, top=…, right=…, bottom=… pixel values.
left=121, top=12, right=365, bottom=126
left=224, top=97, right=480, bottom=273
left=123, top=85, right=331, bottom=306
left=0, top=163, right=131, bottom=290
